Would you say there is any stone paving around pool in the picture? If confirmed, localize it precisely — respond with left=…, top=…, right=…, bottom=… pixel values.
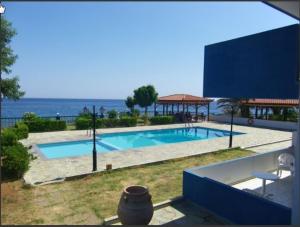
left=21, top=122, right=293, bottom=185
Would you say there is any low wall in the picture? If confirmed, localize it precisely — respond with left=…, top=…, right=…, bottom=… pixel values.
left=210, top=114, right=297, bottom=131
left=189, top=148, right=288, bottom=185
left=183, top=148, right=292, bottom=224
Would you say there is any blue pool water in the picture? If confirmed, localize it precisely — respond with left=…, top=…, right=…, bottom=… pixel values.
left=37, top=127, right=243, bottom=159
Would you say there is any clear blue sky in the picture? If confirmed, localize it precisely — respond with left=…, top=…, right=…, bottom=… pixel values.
left=3, top=2, right=298, bottom=99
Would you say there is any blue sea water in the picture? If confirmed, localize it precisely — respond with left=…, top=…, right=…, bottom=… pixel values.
left=2, top=98, right=221, bottom=118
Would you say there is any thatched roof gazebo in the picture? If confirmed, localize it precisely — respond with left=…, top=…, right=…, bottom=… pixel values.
left=154, top=94, right=213, bottom=119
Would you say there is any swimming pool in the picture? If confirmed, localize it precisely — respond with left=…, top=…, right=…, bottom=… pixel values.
left=37, top=127, right=243, bottom=159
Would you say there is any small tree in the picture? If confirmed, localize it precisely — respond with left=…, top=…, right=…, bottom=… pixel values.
left=133, top=85, right=158, bottom=115
left=1, top=17, right=25, bottom=100
left=217, top=98, right=242, bottom=148
left=217, top=98, right=241, bottom=115
left=125, top=96, right=136, bottom=114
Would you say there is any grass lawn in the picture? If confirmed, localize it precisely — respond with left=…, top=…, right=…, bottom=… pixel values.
left=1, top=148, right=254, bottom=225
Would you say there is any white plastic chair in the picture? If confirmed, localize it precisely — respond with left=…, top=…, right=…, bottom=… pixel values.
left=277, top=153, right=295, bottom=177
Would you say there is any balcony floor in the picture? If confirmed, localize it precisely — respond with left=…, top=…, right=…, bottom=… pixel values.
left=232, top=170, right=292, bottom=208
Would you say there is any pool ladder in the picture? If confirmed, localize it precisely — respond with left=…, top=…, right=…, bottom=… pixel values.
left=184, top=121, right=193, bottom=129
left=87, top=127, right=92, bottom=137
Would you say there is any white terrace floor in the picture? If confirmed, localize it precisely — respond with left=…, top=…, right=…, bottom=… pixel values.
left=21, top=122, right=292, bottom=185
left=233, top=170, right=292, bottom=208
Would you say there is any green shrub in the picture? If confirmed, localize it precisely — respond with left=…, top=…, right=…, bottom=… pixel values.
left=1, top=143, right=30, bottom=179
left=24, top=118, right=44, bottom=132
left=103, top=118, right=120, bottom=127
left=119, top=117, right=138, bottom=127
left=149, top=116, right=175, bottom=125
left=44, top=120, right=66, bottom=131
left=75, top=117, right=92, bottom=130
left=1, top=128, right=18, bottom=146
left=269, top=114, right=284, bottom=121
left=22, top=112, right=38, bottom=121
left=15, top=122, right=29, bottom=139
left=107, top=110, right=118, bottom=119
left=78, top=112, right=92, bottom=119
left=96, top=118, right=106, bottom=128
left=119, top=111, right=130, bottom=118
left=131, top=109, right=140, bottom=117
left=77, top=116, right=136, bottom=129
left=25, top=119, right=66, bottom=132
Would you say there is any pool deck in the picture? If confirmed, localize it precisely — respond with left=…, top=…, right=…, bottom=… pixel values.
left=21, top=122, right=292, bottom=185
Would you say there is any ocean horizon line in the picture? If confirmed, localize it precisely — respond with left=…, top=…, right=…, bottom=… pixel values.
left=3, top=97, right=126, bottom=101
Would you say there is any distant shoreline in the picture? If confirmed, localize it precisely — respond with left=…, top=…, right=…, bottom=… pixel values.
left=2, top=97, right=125, bottom=101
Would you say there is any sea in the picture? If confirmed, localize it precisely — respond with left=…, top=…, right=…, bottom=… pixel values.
left=1, top=98, right=221, bottom=118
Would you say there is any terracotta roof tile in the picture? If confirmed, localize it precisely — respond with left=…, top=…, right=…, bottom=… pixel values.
left=157, top=94, right=213, bottom=104
left=242, top=99, right=299, bottom=106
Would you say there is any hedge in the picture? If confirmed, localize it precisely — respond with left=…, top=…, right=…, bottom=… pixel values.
left=149, top=116, right=175, bottom=125
left=1, top=128, right=18, bottom=146
left=14, top=122, right=29, bottom=139
left=75, top=117, right=137, bottom=129
left=75, top=117, right=92, bottom=130
left=119, top=117, right=138, bottom=127
left=1, top=143, right=31, bottom=179
left=24, top=119, right=66, bottom=132
left=107, top=110, right=118, bottom=119
left=99, top=118, right=119, bottom=128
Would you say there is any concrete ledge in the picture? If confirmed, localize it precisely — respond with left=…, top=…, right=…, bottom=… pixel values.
left=103, top=196, right=184, bottom=225
left=183, top=148, right=292, bottom=224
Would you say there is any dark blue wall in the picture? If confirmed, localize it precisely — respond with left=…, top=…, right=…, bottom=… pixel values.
left=183, top=170, right=291, bottom=225
left=203, top=24, right=299, bottom=99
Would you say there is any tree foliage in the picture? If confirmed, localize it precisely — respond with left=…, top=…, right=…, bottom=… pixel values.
left=125, top=96, right=136, bottom=113
left=217, top=98, right=242, bottom=115
left=217, top=98, right=251, bottom=117
left=1, top=77, right=25, bottom=100
left=1, top=17, right=17, bottom=74
left=1, top=17, right=25, bottom=100
left=133, top=85, right=158, bottom=114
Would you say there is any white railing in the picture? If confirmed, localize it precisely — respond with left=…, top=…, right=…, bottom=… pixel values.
left=210, top=114, right=297, bottom=131
left=187, top=148, right=292, bottom=185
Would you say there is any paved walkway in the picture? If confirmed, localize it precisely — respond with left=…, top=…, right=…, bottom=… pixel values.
left=21, top=122, right=292, bottom=185
left=110, top=199, right=225, bottom=225
left=246, top=140, right=292, bottom=153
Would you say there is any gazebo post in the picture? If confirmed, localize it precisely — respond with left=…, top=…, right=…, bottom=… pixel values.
left=195, top=104, right=198, bottom=116
left=260, top=107, right=263, bottom=118
left=265, top=107, right=269, bottom=120
left=154, top=102, right=157, bottom=116
left=172, top=104, right=174, bottom=114
left=207, top=102, right=210, bottom=121
left=163, top=104, right=165, bottom=115
left=284, top=107, right=288, bottom=121
left=255, top=106, right=258, bottom=119
left=183, top=103, right=185, bottom=114
left=187, top=104, right=189, bottom=113
left=166, top=104, right=169, bottom=115
left=177, top=103, right=179, bottom=113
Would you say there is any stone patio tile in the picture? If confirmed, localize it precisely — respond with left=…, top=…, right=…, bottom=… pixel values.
left=22, top=122, right=292, bottom=185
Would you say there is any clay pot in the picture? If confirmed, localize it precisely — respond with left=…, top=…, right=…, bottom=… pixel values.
left=117, top=185, right=154, bottom=225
